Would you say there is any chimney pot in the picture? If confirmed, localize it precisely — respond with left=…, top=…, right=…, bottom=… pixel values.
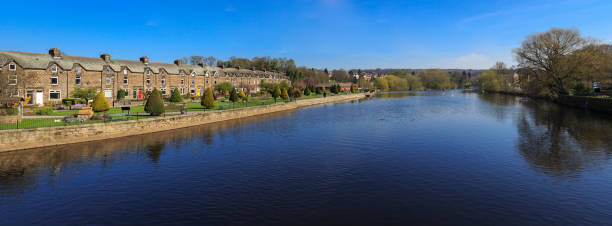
left=198, top=62, right=205, bottom=67
left=140, top=56, right=149, bottom=64
left=174, top=59, right=182, bottom=66
left=49, top=48, right=61, bottom=58
left=101, top=53, right=111, bottom=62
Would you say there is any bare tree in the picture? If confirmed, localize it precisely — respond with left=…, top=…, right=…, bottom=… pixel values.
left=513, top=28, right=599, bottom=96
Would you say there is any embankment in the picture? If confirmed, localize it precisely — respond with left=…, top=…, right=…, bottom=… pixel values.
left=0, top=93, right=365, bottom=152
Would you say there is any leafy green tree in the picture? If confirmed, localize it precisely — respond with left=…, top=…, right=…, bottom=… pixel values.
left=117, top=89, right=127, bottom=100
left=304, top=87, right=311, bottom=96
left=72, top=87, right=98, bottom=105
left=145, top=88, right=165, bottom=116
left=419, top=69, right=454, bottom=90
left=350, top=84, right=355, bottom=93
left=201, top=88, right=216, bottom=109
left=375, top=78, right=389, bottom=90
left=239, top=89, right=247, bottom=104
left=169, top=88, right=183, bottom=102
left=92, top=92, right=110, bottom=112
left=477, top=70, right=502, bottom=92
left=215, top=82, right=234, bottom=96
left=281, top=88, right=290, bottom=101
left=273, top=86, right=281, bottom=102
left=229, top=88, right=239, bottom=104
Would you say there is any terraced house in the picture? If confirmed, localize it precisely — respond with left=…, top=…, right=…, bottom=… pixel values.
left=0, top=48, right=288, bottom=105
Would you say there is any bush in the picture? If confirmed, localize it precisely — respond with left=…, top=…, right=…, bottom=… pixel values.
left=201, top=88, right=216, bottom=109
left=36, top=108, right=53, bottom=115
left=273, top=86, right=281, bottom=101
left=304, top=87, right=311, bottom=96
left=169, top=88, right=183, bottom=102
left=117, top=89, right=127, bottom=100
left=281, top=88, right=289, bottom=100
left=229, top=89, right=239, bottom=103
left=92, top=92, right=110, bottom=112
left=291, top=88, right=302, bottom=98
left=145, top=88, right=165, bottom=116
left=572, top=83, right=594, bottom=96
left=6, top=108, right=18, bottom=115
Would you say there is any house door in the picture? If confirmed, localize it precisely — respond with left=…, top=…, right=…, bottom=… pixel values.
left=35, top=91, right=43, bottom=105
left=137, top=89, right=142, bottom=99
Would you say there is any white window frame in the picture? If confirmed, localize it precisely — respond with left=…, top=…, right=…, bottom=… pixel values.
left=75, top=75, right=81, bottom=85
left=49, top=90, right=61, bottom=100
left=190, top=88, right=196, bottom=94
left=146, top=76, right=151, bottom=86
left=123, top=69, right=128, bottom=75
left=106, top=76, right=112, bottom=85
left=104, top=89, right=113, bottom=98
left=161, top=88, right=167, bottom=95
left=180, top=88, right=185, bottom=94
left=51, top=75, right=59, bottom=85
left=9, top=63, right=16, bottom=71
left=8, top=74, right=17, bottom=85
left=123, top=76, right=128, bottom=85
left=51, top=65, right=58, bottom=73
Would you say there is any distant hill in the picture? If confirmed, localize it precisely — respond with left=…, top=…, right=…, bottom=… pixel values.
left=349, top=68, right=486, bottom=78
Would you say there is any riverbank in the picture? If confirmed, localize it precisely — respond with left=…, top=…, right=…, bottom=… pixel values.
left=0, top=93, right=365, bottom=152
left=471, top=89, right=612, bottom=114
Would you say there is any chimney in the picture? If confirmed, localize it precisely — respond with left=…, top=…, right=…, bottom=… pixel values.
left=140, top=56, right=149, bottom=64
left=49, top=48, right=61, bottom=58
left=236, top=66, right=240, bottom=70
left=101, top=53, right=111, bottom=62
left=198, top=62, right=205, bottom=67
left=174, top=59, right=182, bottom=66
left=219, top=64, right=224, bottom=69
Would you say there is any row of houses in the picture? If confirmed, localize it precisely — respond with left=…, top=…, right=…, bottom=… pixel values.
left=0, top=48, right=289, bottom=106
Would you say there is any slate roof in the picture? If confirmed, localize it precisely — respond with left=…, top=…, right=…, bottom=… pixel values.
left=0, top=50, right=285, bottom=78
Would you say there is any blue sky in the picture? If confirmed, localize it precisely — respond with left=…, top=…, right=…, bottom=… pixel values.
left=1, top=0, right=611, bottom=69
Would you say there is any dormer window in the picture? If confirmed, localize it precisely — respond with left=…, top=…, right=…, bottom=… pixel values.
left=9, top=63, right=16, bottom=71
left=191, top=72, right=195, bottom=77
left=191, top=77, right=195, bottom=85
left=161, top=73, right=166, bottom=86
left=76, top=66, right=81, bottom=74
left=146, top=76, right=151, bottom=86
left=106, top=67, right=111, bottom=74
left=146, top=69, right=151, bottom=76
left=51, top=65, right=58, bottom=73
left=205, top=72, right=210, bottom=77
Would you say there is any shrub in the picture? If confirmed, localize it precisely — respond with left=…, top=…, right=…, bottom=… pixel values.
left=281, top=88, right=289, bottom=101
left=201, top=88, right=216, bottom=109
left=229, top=89, right=239, bottom=103
left=92, top=92, right=110, bottom=112
left=6, top=108, right=18, bottom=115
left=304, top=87, right=311, bottom=96
left=350, top=85, right=355, bottom=93
left=36, top=108, right=53, bottom=115
left=117, top=89, right=127, bottom=100
left=572, top=83, right=594, bottom=96
left=145, top=88, right=165, bottom=116
left=169, top=88, right=183, bottom=102
left=273, top=86, right=281, bottom=102
left=291, top=88, right=302, bottom=98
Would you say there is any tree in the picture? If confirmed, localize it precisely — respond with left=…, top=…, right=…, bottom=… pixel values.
left=304, top=87, right=311, bottom=96
left=375, top=78, right=389, bottom=90
left=145, top=88, right=165, bottom=116
left=215, top=82, right=234, bottom=96
left=273, top=86, right=281, bottom=102
left=281, top=88, right=290, bottom=101
left=92, top=92, right=110, bottom=112
left=117, top=89, right=126, bottom=101
left=169, top=88, right=183, bottom=102
left=201, top=88, right=215, bottom=109
left=239, top=89, right=248, bottom=105
left=513, top=28, right=600, bottom=96
left=350, top=84, right=355, bottom=93
left=72, top=87, right=98, bottom=104
left=477, top=70, right=502, bottom=92
left=419, top=69, right=453, bottom=90
left=229, top=88, right=239, bottom=105
left=291, top=88, right=302, bottom=99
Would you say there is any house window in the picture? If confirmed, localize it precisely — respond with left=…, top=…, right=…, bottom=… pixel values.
left=146, top=76, right=151, bottom=86
left=161, top=88, right=167, bottom=95
left=26, top=90, right=34, bottom=104
left=106, top=76, right=111, bottom=85
left=49, top=90, right=61, bottom=100
left=8, top=74, right=17, bottom=85
left=192, top=77, right=195, bottom=84
left=123, top=69, right=128, bottom=75
left=146, top=69, right=151, bottom=76
left=51, top=65, right=58, bottom=73
left=161, top=75, right=166, bottom=86
left=124, top=89, right=130, bottom=98
left=181, top=78, right=184, bottom=85
left=104, top=89, right=112, bottom=98
left=214, top=80, right=217, bottom=84
left=180, top=88, right=185, bottom=94
left=76, top=75, right=81, bottom=85
left=9, top=63, right=16, bottom=71
left=76, top=66, right=81, bottom=74
left=51, top=75, right=58, bottom=85
left=123, top=76, right=128, bottom=85
left=190, top=88, right=195, bottom=95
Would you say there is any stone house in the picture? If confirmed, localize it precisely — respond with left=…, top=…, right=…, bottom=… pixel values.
left=0, top=48, right=288, bottom=106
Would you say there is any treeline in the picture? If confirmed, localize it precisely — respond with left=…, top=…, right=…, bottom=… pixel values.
left=478, top=28, right=612, bottom=98
left=374, top=69, right=457, bottom=91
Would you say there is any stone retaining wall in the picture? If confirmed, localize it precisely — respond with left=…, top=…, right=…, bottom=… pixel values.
left=0, top=94, right=365, bottom=152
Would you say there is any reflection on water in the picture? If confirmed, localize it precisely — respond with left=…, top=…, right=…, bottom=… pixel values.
left=1, top=91, right=612, bottom=225
left=479, top=93, right=612, bottom=176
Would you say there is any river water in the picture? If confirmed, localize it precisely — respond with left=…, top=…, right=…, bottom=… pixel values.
left=1, top=91, right=611, bottom=225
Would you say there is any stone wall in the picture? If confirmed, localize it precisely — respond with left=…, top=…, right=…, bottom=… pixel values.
left=0, top=93, right=365, bottom=152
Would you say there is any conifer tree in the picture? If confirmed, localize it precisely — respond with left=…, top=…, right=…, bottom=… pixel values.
left=201, top=88, right=215, bottom=109
left=92, top=92, right=110, bottom=112
left=145, top=88, right=165, bottom=116
left=273, top=86, right=281, bottom=102
left=169, top=88, right=183, bottom=102
left=281, top=88, right=289, bottom=101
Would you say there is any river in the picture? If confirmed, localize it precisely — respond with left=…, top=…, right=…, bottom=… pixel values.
left=1, top=90, right=611, bottom=225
